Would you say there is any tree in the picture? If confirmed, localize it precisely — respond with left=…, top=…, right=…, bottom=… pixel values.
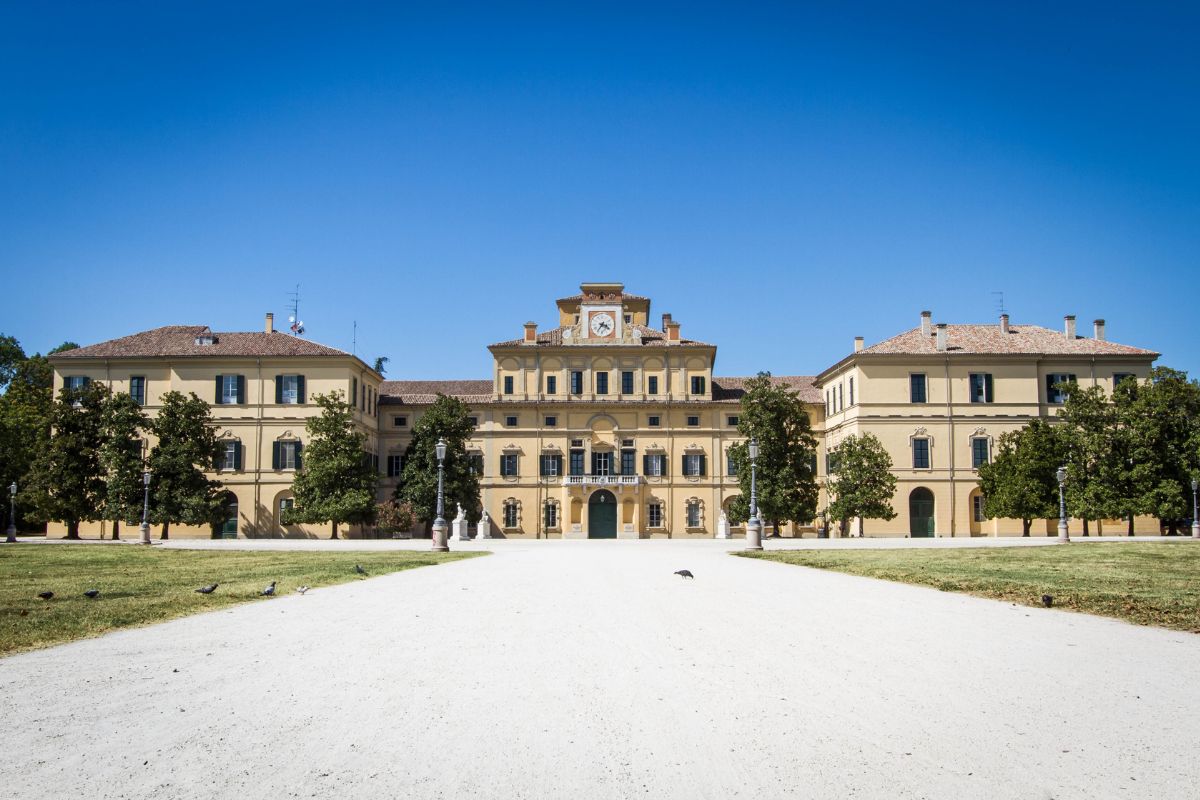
left=1122, top=367, right=1200, bottom=533
left=376, top=499, right=415, bottom=537
left=977, top=419, right=1065, bottom=536
left=826, top=433, right=898, bottom=536
left=21, top=382, right=109, bottom=538
left=726, top=373, right=819, bottom=534
left=0, top=333, right=24, bottom=391
left=1056, top=382, right=1118, bottom=536
left=98, top=391, right=148, bottom=539
left=147, top=391, right=225, bottom=539
left=396, top=394, right=480, bottom=528
left=281, top=391, right=378, bottom=538
left=373, top=356, right=389, bottom=375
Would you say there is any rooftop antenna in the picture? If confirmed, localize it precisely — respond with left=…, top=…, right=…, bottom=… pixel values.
left=287, top=284, right=305, bottom=336
left=352, top=320, right=357, bottom=356
left=990, top=290, right=1007, bottom=317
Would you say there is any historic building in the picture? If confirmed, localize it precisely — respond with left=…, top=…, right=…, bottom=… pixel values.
left=47, top=283, right=1160, bottom=539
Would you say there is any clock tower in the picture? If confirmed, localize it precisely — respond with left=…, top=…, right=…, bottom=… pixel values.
left=579, top=282, right=625, bottom=341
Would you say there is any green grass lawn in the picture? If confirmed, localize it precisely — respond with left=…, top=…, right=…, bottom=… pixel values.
left=738, top=543, right=1200, bottom=632
left=0, top=545, right=485, bottom=656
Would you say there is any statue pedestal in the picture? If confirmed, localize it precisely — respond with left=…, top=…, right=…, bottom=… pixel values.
left=716, top=513, right=730, bottom=539
left=450, top=517, right=467, bottom=541
left=474, top=513, right=490, bottom=540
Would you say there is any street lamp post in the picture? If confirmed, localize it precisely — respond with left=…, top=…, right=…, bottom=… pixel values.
left=139, top=470, right=152, bottom=545
left=431, top=438, right=449, bottom=552
left=745, top=438, right=762, bottom=551
left=1191, top=479, right=1199, bottom=539
left=5, top=482, right=16, bottom=543
left=1056, top=466, right=1069, bottom=542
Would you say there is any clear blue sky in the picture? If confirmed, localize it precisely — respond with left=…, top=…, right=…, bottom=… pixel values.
left=2, top=2, right=1197, bottom=379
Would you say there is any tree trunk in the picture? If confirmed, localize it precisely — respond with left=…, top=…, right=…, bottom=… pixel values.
left=112, top=519, right=120, bottom=540
left=858, top=516, right=864, bottom=538
left=1082, top=518, right=1090, bottom=537
left=330, top=520, right=339, bottom=540
left=1022, top=519, right=1031, bottom=536
left=1128, top=514, right=1134, bottom=536
left=66, top=519, right=80, bottom=539
left=161, top=520, right=170, bottom=540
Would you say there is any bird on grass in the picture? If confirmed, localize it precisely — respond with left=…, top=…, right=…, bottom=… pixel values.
left=195, top=583, right=219, bottom=594
left=261, top=581, right=277, bottom=596
left=674, top=570, right=694, bottom=580
left=37, top=591, right=54, bottom=601
left=295, top=586, right=309, bottom=595
left=355, top=564, right=367, bottom=575
left=1041, top=594, right=1054, bottom=608
left=83, top=589, right=100, bottom=599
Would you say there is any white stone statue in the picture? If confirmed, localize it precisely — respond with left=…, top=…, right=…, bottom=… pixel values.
left=716, top=510, right=731, bottom=539
left=474, top=510, right=490, bottom=540
left=450, top=503, right=467, bottom=541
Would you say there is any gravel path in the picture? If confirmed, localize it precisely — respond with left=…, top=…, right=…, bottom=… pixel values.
left=2, top=541, right=1197, bottom=799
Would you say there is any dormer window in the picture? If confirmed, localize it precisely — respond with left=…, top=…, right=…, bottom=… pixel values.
left=195, top=335, right=217, bottom=346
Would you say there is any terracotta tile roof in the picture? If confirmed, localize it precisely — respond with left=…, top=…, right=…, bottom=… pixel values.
left=712, top=376, right=821, bottom=404
left=489, top=323, right=713, bottom=348
left=49, top=326, right=353, bottom=360
left=379, top=380, right=493, bottom=405
left=860, top=324, right=1158, bottom=357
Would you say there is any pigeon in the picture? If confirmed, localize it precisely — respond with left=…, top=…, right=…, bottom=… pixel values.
left=295, top=586, right=310, bottom=595
left=355, top=564, right=366, bottom=575
left=1041, top=594, right=1054, bottom=608
left=37, top=591, right=54, bottom=601
left=674, top=570, right=694, bottom=579
left=195, top=583, right=219, bottom=594
left=83, top=589, right=100, bottom=599
left=261, top=581, right=276, bottom=596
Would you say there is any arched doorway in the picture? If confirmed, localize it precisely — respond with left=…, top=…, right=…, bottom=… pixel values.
left=588, top=490, right=617, bottom=539
left=215, top=492, right=239, bottom=539
left=909, top=488, right=935, bottom=537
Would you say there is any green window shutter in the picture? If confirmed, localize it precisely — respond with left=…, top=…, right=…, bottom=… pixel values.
left=215, top=375, right=224, bottom=404
left=275, top=376, right=283, bottom=404
left=681, top=455, right=688, bottom=475
left=985, top=374, right=994, bottom=403
left=294, top=442, right=303, bottom=471
left=233, top=441, right=243, bottom=471
left=643, top=455, right=651, bottom=475
left=699, top=454, right=707, bottom=476
left=272, top=442, right=281, bottom=470
left=297, top=375, right=306, bottom=404
left=236, top=375, right=246, bottom=404
left=660, top=456, right=668, bottom=477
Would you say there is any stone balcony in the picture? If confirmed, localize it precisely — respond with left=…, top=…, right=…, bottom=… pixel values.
left=562, top=475, right=641, bottom=487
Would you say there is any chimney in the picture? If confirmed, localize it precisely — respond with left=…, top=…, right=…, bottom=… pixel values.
left=661, top=313, right=673, bottom=332
left=665, top=320, right=681, bottom=343
left=999, top=313, right=1010, bottom=335
left=265, top=312, right=274, bottom=334
left=1064, top=315, right=1076, bottom=340
left=854, top=336, right=864, bottom=352
left=935, top=323, right=948, bottom=352
left=523, top=321, right=538, bottom=344
left=1093, top=318, right=1106, bottom=341
left=920, top=310, right=932, bottom=338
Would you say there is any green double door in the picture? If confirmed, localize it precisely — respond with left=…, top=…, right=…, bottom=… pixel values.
left=909, top=488, right=935, bottom=537
left=588, top=490, right=617, bottom=539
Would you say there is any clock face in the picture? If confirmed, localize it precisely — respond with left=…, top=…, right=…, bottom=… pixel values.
left=589, top=312, right=615, bottom=337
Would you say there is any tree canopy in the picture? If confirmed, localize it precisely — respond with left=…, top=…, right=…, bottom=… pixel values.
left=826, top=433, right=898, bottom=536
left=147, top=391, right=224, bottom=539
left=396, top=394, right=481, bottom=526
left=977, top=419, right=1065, bottom=536
left=98, top=391, right=149, bottom=538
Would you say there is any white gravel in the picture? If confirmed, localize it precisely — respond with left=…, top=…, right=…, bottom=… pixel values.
left=1, top=540, right=1197, bottom=799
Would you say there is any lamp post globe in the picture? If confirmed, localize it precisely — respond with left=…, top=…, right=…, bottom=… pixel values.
left=1191, top=479, right=1199, bottom=539
left=432, top=438, right=449, bottom=552
left=745, top=437, right=762, bottom=551
left=139, top=470, right=152, bottom=545
left=1056, top=466, right=1069, bottom=542
left=5, top=482, right=17, bottom=543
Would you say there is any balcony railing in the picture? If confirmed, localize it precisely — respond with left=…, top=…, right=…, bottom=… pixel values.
left=563, top=475, right=641, bottom=487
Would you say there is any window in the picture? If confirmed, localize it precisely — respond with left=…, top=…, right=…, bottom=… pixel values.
left=500, top=454, right=519, bottom=477
left=221, top=441, right=241, bottom=472
left=276, top=374, right=305, bottom=405
left=503, top=375, right=514, bottom=395
left=539, top=454, right=562, bottom=477
left=686, top=501, right=701, bottom=528
left=973, top=494, right=987, bottom=523
left=691, top=376, right=706, bottom=395
left=64, top=376, right=89, bottom=390
left=387, top=455, right=403, bottom=477
left=912, top=438, right=930, bottom=469
left=643, top=453, right=666, bottom=477
left=621, top=449, right=636, bottom=475
left=352, top=378, right=358, bottom=407
left=595, top=372, right=609, bottom=395
left=623, top=314, right=632, bottom=324
left=570, top=371, right=583, bottom=394
left=546, top=375, right=557, bottom=395
left=621, top=371, right=634, bottom=395
left=686, top=415, right=700, bottom=427
left=648, top=502, right=664, bottom=528
left=683, top=453, right=706, bottom=476
left=216, top=374, right=244, bottom=405
left=544, top=501, right=558, bottom=529
left=467, top=452, right=484, bottom=475
left=727, top=451, right=739, bottom=477
left=910, top=374, right=927, bottom=404
left=273, top=441, right=302, bottom=471
left=592, top=451, right=611, bottom=476
left=726, top=415, right=739, bottom=427
left=972, top=438, right=989, bottom=469
left=647, top=375, right=659, bottom=395
left=503, top=501, right=519, bottom=529
left=279, top=497, right=294, bottom=516
left=1113, top=373, right=1135, bottom=389
left=468, top=416, right=478, bottom=428
left=826, top=390, right=831, bottom=415
left=545, top=415, right=557, bottom=427
left=1046, top=373, right=1077, bottom=405
left=848, top=377, right=854, bottom=406
left=129, top=376, right=146, bottom=406
left=648, top=415, right=661, bottom=427
left=505, top=415, right=518, bottom=427
left=393, top=416, right=408, bottom=428
left=569, top=449, right=585, bottom=476
left=838, top=384, right=843, bottom=411
left=968, top=373, right=994, bottom=404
